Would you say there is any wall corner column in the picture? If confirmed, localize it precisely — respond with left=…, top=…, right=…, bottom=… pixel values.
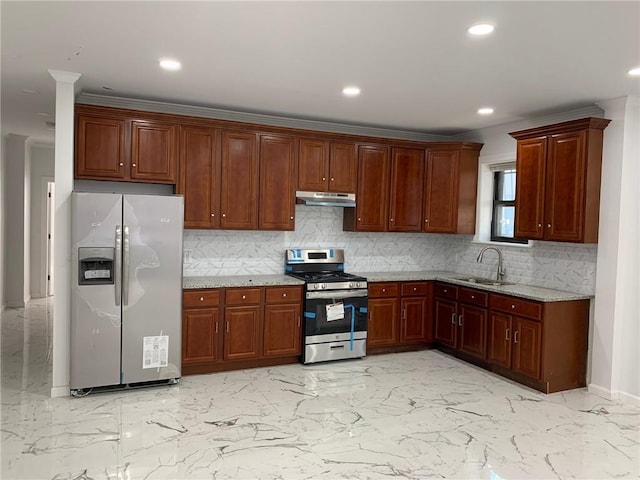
left=49, top=70, right=81, bottom=398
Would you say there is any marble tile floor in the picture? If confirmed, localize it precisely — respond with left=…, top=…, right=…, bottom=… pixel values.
left=1, top=298, right=639, bottom=480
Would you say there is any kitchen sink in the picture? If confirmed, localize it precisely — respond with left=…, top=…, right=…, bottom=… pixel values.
left=454, top=277, right=514, bottom=287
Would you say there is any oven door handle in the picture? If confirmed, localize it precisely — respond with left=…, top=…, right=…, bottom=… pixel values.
left=306, top=289, right=368, bottom=300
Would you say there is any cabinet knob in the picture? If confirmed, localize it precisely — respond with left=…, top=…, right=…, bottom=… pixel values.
left=471, top=295, right=475, bottom=299
left=382, top=288, right=386, bottom=293
left=242, top=295, right=246, bottom=300
left=211, top=213, right=215, bottom=217
left=538, top=223, right=542, bottom=228
left=132, top=163, right=136, bottom=167
left=199, top=296, right=204, bottom=301
left=322, top=177, right=326, bottom=181
left=444, top=289, right=447, bottom=293
left=413, top=287, right=417, bottom=292
left=390, top=218, right=394, bottom=222
left=358, top=217, right=361, bottom=221
left=290, top=216, right=294, bottom=220
left=222, top=213, right=226, bottom=218
left=282, top=293, right=287, bottom=297
left=511, top=304, right=516, bottom=309
left=425, top=219, right=429, bottom=223
left=331, top=177, right=334, bottom=181
left=119, top=162, right=124, bottom=167
left=547, top=223, right=551, bottom=228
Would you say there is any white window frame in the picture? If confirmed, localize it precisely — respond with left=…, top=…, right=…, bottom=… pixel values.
left=473, top=153, right=531, bottom=247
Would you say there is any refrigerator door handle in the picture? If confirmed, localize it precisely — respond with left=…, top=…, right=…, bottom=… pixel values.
left=115, top=225, right=122, bottom=306
left=123, top=226, right=130, bottom=306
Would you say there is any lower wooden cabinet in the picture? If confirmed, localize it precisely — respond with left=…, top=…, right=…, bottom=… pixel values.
left=435, top=283, right=589, bottom=394
left=182, top=285, right=302, bottom=375
left=368, top=281, right=432, bottom=352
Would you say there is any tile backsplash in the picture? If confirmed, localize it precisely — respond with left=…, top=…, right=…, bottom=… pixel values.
left=184, top=206, right=597, bottom=295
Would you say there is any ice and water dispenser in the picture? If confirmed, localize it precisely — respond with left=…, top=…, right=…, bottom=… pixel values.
left=78, top=247, right=115, bottom=285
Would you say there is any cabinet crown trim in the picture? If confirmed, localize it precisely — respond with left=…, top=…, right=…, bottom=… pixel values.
left=509, top=117, right=611, bottom=140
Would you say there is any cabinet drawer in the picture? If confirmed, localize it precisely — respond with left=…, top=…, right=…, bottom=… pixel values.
left=459, top=287, right=488, bottom=307
left=183, top=289, right=221, bottom=308
left=265, top=286, right=302, bottom=304
left=369, top=282, right=399, bottom=298
left=434, top=282, right=458, bottom=300
left=401, top=282, right=427, bottom=297
left=225, top=288, right=262, bottom=305
left=490, top=294, right=542, bottom=320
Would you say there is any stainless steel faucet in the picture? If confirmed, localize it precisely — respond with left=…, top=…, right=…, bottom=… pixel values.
left=477, top=246, right=506, bottom=282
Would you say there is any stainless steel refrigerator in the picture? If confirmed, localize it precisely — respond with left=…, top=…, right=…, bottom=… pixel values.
left=70, top=192, right=183, bottom=394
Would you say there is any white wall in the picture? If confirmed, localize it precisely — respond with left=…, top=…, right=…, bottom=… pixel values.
left=29, top=144, right=55, bottom=297
left=590, top=96, right=640, bottom=404
left=4, top=134, right=30, bottom=307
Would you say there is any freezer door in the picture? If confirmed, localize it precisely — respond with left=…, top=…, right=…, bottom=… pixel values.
left=70, top=192, right=123, bottom=390
left=120, top=194, right=183, bottom=384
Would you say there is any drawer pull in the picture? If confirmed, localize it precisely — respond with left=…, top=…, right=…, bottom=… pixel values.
left=471, top=295, right=475, bottom=299
left=514, top=331, right=519, bottom=344
left=242, top=295, right=246, bottom=300
left=413, top=287, right=417, bottom=292
left=511, top=304, right=516, bottom=309
left=444, top=289, right=448, bottom=293
left=282, top=293, right=287, bottom=297
left=382, top=288, right=386, bottom=293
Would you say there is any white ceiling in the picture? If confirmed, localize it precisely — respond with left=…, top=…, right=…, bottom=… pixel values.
left=2, top=1, right=639, bottom=144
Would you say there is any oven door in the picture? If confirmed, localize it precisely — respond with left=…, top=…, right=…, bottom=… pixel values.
left=304, top=288, right=368, bottom=340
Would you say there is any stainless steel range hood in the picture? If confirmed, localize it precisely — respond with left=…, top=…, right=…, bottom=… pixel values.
left=296, top=191, right=356, bottom=207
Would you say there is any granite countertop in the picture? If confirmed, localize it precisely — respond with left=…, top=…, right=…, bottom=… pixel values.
left=357, top=270, right=592, bottom=302
left=183, top=275, right=304, bottom=289
left=184, top=271, right=591, bottom=302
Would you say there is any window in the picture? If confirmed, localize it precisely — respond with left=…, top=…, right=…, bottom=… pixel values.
left=491, top=168, right=527, bottom=244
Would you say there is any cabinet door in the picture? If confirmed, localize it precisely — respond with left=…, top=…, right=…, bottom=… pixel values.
left=298, top=139, right=328, bottom=191
left=512, top=317, right=542, bottom=379
left=179, top=126, right=219, bottom=228
left=220, top=131, right=258, bottom=229
left=400, top=296, right=428, bottom=343
left=263, top=304, right=301, bottom=357
left=458, top=304, right=487, bottom=360
left=487, top=312, right=512, bottom=369
left=388, top=148, right=425, bottom=232
left=514, top=137, right=547, bottom=239
left=182, top=307, right=220, bottom=364
left=434, top=298, right=457, bottom=347
left=223, top=305, right=261, bottom=360
left=424, top=149, right=458, bottom=233
left=75, top=115, right=126, bottom=179
left=545, top=131, right=588, bottom=242
left=367, top=297, right=399, bottom=347
left=352, top=145, right=390, bottom=232
left=329, top=142, right=357, bottom=193
left=130, top=120, right=178, bottom=183
left=259, top=134, right=296, bottom=230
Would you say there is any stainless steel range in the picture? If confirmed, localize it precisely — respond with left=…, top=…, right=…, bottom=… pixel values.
left=285, top=248, right=368, bottom=364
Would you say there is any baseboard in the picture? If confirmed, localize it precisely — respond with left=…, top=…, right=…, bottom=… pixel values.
left=588, top=383, right=640, bottom=405
left=51, top=385, right=70, bottom=398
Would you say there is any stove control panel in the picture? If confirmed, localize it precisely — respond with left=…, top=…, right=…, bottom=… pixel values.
left=307, top=281, right=367, bottom=291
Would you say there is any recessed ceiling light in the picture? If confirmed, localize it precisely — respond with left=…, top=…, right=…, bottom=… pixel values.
left=342, top=86, right=361, bottom=97
left=159, top=58, right=181, bottom=71
left=468, top=24, right=495, bottom=36
left=478, top=107, right=494, bottom=115
left=628, top=67, right=640, bottom=76
left=21, top=89, right=39, bottom=94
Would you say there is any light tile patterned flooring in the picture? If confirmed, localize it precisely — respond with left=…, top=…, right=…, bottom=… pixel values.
left=1, top=298, right=638, bottom=479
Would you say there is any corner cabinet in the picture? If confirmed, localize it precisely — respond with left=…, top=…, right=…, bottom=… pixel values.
left=510, top=117, right=610, bottom=243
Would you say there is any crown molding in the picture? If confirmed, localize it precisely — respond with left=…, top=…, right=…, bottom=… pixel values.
left=76, top=92, right=451, bottom=142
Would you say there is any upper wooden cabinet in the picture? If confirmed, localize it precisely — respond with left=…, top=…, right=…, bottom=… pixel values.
left=259, top=134, right=296, bottom=230
left=75, top=106, right=178, bottom=184
left=388, top=148, right=425, bottom=232
left=130, top=120, right=178, bottom=183
left=510, top=117, right=610, bottom=243
left=298, top=138, right=356, bottom=193
left=423, top=146, right=481, bottom=234
left=75, top=114, right=126, bottom=180
left=343, top=144, right=390, bottom=232
left=220, top=131, right=259, bottom=230
left=179, top=126, right=219, bottom=229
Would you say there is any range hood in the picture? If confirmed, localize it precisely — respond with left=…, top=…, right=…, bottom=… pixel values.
left=296, top=191, right=356, bottom=207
